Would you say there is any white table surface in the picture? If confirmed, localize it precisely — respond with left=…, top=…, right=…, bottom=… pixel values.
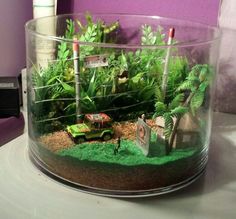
left=0, top=112, right=235, bottom=219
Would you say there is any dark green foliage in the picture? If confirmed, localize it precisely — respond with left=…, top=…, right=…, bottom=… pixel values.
left=153, top=96, right=188, bottom=142
left=57, top=139, right=198, bottom=166
left=57, top=42, right=70, bottom=62
left=31, top=13, right=212, bottom=136
left=153, top=64, right=212, bottom=154
left=65, top=19, right=75, bottom=39
left=177, top=64, right=212, bottom=115
left=190, top=91, right=205, bottom=114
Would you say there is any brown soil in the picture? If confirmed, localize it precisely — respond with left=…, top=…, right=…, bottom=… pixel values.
left=38, top=131, right=75, bottom=152
left=39, top=119, right=159, bottom=152
left=112, top=121, right=136, bottom=140
left=32, top=119, right=203, bottom=194
left=30, top=141, right=204, bottom=192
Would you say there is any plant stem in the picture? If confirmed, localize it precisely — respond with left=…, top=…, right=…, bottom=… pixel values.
left=162, top=28, right=175, bottom=99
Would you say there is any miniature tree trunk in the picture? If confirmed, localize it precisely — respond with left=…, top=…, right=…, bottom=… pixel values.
left=165, top=139, right=171, bottom=155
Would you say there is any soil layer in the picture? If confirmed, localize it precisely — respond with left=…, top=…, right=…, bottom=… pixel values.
left=33, top=120, right=205, bottom=192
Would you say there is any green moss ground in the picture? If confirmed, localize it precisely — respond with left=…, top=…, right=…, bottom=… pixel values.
left=57, top=139, right=198, bottom=166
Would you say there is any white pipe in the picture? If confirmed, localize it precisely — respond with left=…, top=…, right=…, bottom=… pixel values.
left=33, top=0, right=56, bottom=18
left=33, top=0, right=57, bottom=68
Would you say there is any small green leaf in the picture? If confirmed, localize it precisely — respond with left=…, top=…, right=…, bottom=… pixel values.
left=190, top=91, right=204, bottom=114
left=77, top=20, right=83, bottom=30
left=177, top=80, right=192, bottom=91
left=63, top=50, right=69, bottom=59
left=87, top=72, right=97, bottom=96
left=154, top=102, right=167, bottom=117
left=163, top=113, right=173, bottom=139
left=199, top=82, right=209, bottom=92
left=199, top=67, right=207, bottom=82
left=169, top=93, right=185, bottom=110
left=81, top=95, right=97, bottom=112
left=131, top=72, right=144, bottom=84
left=120, top=52, right=128, bottom=70
left=170, top=106, right=188, bottom=117
left=138, top=85, right=155, bottom=100
left=57, top=79, right=75, bottom=96
left=65, top=19, right=75, bottom=39
left=155, top=85, right=164, bottom=102
left=46, top=76, right=59, bottom=85
left=141, top=36, right=146, bottom=44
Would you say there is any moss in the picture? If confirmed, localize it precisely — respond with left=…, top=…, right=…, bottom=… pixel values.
left=57, top=139, right=198, bottom=166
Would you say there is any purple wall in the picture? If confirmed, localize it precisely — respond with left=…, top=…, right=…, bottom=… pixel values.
left=0, top=1, right=220, bottom=76
left=0, top=0, right=219, bottom=77
left=67, top=0, right=220, bottom=26
left=0, top=0, right=33, bottom=76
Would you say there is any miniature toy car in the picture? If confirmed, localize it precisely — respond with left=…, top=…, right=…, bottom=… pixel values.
left=66, top=113, right=114, bottom=143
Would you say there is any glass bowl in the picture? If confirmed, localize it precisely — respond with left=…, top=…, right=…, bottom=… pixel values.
left=25, top=13, right=220, bottom=197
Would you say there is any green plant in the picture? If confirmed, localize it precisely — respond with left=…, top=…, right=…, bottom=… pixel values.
left=168, top=64, right=212, bottom=147
left=153, top=64, right=212, bottom=154
left=153, top=93, right=188, bottom=154
left=31, top=13, right=211, bottom=140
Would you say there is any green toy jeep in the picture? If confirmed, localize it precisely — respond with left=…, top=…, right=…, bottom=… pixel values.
left=66, top=113, right=114, bottom=143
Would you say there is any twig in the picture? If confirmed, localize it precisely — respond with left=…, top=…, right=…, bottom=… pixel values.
left=162, top=28, right=175, bottom=99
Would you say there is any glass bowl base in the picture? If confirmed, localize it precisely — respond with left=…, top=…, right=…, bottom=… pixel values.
left=29, top=147, right=207, bottom=198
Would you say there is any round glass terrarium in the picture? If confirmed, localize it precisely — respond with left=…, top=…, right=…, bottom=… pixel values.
left=25, top=13, right=220, bottom=197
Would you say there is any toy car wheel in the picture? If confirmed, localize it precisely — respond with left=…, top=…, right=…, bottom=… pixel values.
left=76, top=136, right=85, bottom=144
left=103, top=133, right=112, bottom=141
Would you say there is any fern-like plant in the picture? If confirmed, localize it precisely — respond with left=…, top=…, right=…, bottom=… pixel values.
left=153, top=64, right=212, bottom=154
left=31, top=12, right=212, bottom=138
left=153, top=93, right=188, bottom=154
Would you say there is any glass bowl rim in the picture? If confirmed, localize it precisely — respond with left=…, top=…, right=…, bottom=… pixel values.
left=25, top=13, right=221, bottom=49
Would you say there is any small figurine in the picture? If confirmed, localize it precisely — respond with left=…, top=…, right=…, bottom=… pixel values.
left=141, top=113, right=146, bottom=123
left=114, top=137, right=121, bottom=155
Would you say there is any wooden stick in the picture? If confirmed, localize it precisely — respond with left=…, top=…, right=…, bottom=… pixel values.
left=73, top=37, right=81, bottom=122
left=162, top=28, right=175, bottom=99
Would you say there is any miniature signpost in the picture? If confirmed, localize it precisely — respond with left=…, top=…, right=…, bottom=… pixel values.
left=84, top=54, right=108, bottom=68
left=136, top=118, right=151, bottom=156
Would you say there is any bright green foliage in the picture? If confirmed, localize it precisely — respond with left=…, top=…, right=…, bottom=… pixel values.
left=170, top=106, right=188, bottom=118
left=153, top=94, right=188, bottom=140
left=166, top=57, right=189, bottom=100
left=153, top=64, right=212, bottom=153
left=57, top=42, right=70, bottom=62
left=57, top=140, right=198, bottom=166
left=65, top=19, right=75, bottom=39
left=177, top=64, right=212, bottom=115
left=163, top=113, right=173, bottom=139
left=168, top=93, right=184, bottom=110
left=31, top=13, right=212, bottom=136
left=190, top=91, right=205, bottom=114
left=141, top=25, right=165, bottom=45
